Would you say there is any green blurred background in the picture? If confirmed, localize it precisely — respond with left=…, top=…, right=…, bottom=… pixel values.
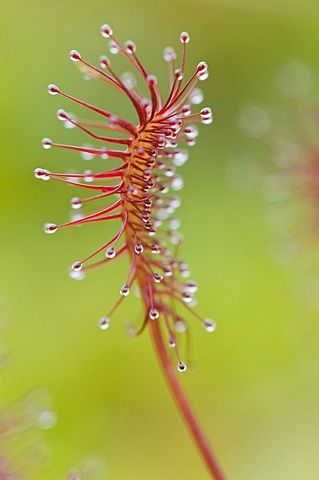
left=1, top=0, right=319, bottom=478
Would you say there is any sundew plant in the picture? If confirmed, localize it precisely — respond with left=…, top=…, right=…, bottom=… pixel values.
left=35, top=25, right=225, bottom=479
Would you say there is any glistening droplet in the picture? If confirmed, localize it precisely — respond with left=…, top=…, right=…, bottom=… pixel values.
left=177, top=361, right=187, bottom=372
left=44, top=223, right=57, bottom=234
left=99, top=316, right=110, bottom=330
left=149, top=308, right=159, bottom=320
left=204, top=318, right=216, bottom=332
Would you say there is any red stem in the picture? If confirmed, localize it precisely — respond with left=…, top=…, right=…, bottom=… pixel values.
left=149, top=320, right=226, bottom=480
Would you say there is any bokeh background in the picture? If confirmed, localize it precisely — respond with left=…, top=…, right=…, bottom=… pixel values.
left=1, top=0, right=319, bottom=478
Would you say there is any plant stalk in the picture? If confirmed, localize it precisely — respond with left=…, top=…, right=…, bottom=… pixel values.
left=149, top=320, right=226, bottom=480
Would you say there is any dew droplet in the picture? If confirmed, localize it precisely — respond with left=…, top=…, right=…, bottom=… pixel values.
left=151, top=244, right=161, bottom=254
left=185, top=281, right=198, bottom=293
left=80, top=144, right=95, bottom=161
left=166, top=205, right=175, bottom=216
left=198, top=70, right=209, bottom=81
left=99, top=147, right=109, bottom=160
left=142, top=213, right=150, bottom=223
left=134, top=244, right=144, bottom=254
left=70, top=197, right=82, bottom=209
left=153, top=273, right=163, bottom=283
left=56, top=109, right=68, bottom=121
left=108, top=39, right=120, bottom=54
left=171, top=175, right=184, bottom=191
left=180, top=32, right=190, bottom=44
left=169, top=218, right=181, bottom=230
left=196, top=61, right=208, bottom=74
left=106, top=247, right=116, bottom=259
left=175, top=320, right=187, bottom=332
left=163, top=266, right=173, bottom=277
left=201, top=107, right=213, bottom=124
left=177, top=361, right=187, bottom=372
left=63, top=113, right=77, bottom=129
left=149, top=308, right=159, bottom=320
left=72, top=261, right=83, bottom=272
left=69, top=49, right=81, bottom=62
left=143, top=169, right=152, bottom=181
left=182, top=291, right=193, bottom=303
left=147, top=157, right=156, bottom=168
left=166, top=139, right=178, bottom=148
left=147, top=74, right=157, bottom=86
left=124, top=40, right=136, bottom=54
left=146, top=179, right=155, bottom=189
left=173, top=150, right=188, bottom=167
left=169, top=335, right=176, bottom=348
left=200, top=107, right=212, bottom=117
left=204, top=318, right=216, bottom=332
left=157, top=137, right=166, bottom=149
left=122, top=71, right=137, bottom=89
left=44, top=223, right=57, bottom=234
left=101, top=24, right=113, bottom=38
left=69, top=267, right=85, bottom=281
left=163, top=46, right=176, bottom=62
left=168, top=195, right=181, bottom=209
left=181, top=269, right=190, bottom=278
left=159, top=183, right=169, bottom=194
left=181, top=105, right=191, bottom=116
left=145, top=221, right=153, bottom=230
left=99, top=55, right=110, bottom=69
left=99, top=316, right=110, bottom=330
left=171, top=119, right=183, bottom=130
left=42, top=138, right=52, bottom=149
left=179, top=262, right=189, bottom=273
left=70, top=212, right=84, bottom=224
left=37, top=410, right=57, bottom=430
left=170, top=232, right=183, bottom=246
left=165, top=166, right=176, bottom=178
left=83, top=169, right=94, bottom=182
left=128, top=185, right=138, bottom=196
left=189, top=88, right=204, bottom=105
left=34, top=168, right=51, bottom=180
left=48, top=84, right=59, bottom=95
left=202, top=116, right=213, bottom=125
left=120, top=284, right=130, bottom=296
left=184, top=126, right=198, bottom=139
left=165, top=128, right=175, bottom=139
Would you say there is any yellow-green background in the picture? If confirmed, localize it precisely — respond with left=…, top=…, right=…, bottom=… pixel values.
left=1, top=1, right=319, bottom=478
